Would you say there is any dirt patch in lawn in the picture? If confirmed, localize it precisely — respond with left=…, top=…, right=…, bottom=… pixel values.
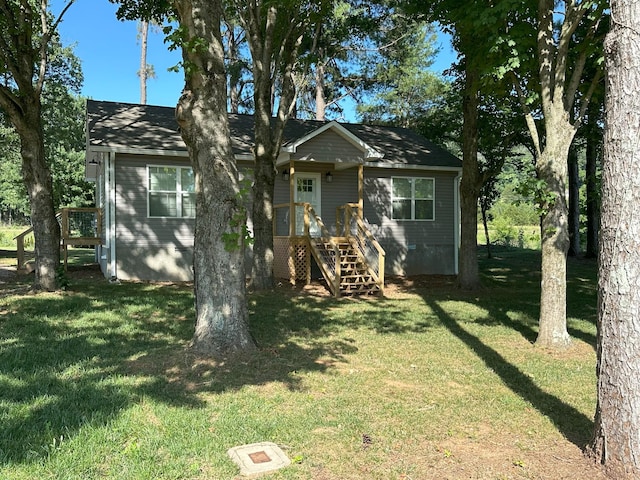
left=273, top=274, right=457, bottom=299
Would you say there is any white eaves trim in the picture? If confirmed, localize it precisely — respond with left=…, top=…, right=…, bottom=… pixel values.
left=364, top=161, right=462, bottom=173
left=87, top=146, right=259, bottom=164
left=281, top=121, right=384, bottom=160
left=88, top=146, right=190, bottom=158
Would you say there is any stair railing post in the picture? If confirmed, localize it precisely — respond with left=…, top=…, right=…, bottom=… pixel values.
left=16, top=235, right=24, bottom=270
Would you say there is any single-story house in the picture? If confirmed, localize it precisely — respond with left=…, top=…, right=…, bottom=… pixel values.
left=85, top=99, right=462, bottom=295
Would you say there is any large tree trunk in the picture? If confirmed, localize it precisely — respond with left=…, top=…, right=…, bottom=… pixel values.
left=587, top=3, right=640, bottom=476
left=174, top=0, right=255, bottom=356
left=456, top=60, right=481, bottom=290
left=535, top=129, right=572, bottom=349
left=20, top=105, right=60, bottom=291
left=0, top=1, right=64, bottom=292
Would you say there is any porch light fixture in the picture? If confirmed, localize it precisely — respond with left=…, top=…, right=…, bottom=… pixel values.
left=89, top=155, right=100, bottom=166
left=325, top=171, right=333, bottom=183
left=282, top=169, right=290, bottom=181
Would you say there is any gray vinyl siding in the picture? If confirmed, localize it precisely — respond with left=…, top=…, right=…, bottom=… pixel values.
left=291, top=130, right=364, bottom=164
left=363, top=168, right=458, bottom=276
left=114, top=154, right=195, bottom=281
left=109, top=154, right=457, bottom=280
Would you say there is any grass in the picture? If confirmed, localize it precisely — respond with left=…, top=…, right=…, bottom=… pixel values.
left=0, top=247, right=603, bottom=479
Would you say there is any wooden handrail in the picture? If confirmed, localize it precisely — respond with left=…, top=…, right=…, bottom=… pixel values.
left=14, top=208, right=102, bottom=270
left=341, top=203, right=386, bottom=295
left=305, top=204, right=342, bottom=296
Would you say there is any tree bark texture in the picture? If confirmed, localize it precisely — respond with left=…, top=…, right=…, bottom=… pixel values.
left=173, top=0, right=255, bottom=356
left=20, top=105, right=61, bottom=291
left=585, top=103, right=601, bottom=259
left=588, top=4, right=640, bottom=476
left=530, top=0, right=598, bottom=349
left=535, top=128, right=572, bottom=349
left=456, top=61, right=481, bottom=290
left=567, top=146, right=580, bottom=257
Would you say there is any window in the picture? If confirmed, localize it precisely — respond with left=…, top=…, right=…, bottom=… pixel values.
left=148, top=166, right=195, bottom=218
left=391, top=177, right=435, bottom=220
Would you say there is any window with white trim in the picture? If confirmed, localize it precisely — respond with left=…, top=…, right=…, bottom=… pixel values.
left=391, top=177, right=435, bottom=220
left=148, top=166, right=195, bottom=218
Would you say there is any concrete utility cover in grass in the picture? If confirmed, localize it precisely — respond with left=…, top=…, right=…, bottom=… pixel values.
left=227, top=442, right=291, bottom=477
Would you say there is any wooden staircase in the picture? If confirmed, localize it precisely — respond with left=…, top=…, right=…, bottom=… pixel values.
left=274, top=202, right=385, bottom=298
left=310, top=236, right=384, bottom=297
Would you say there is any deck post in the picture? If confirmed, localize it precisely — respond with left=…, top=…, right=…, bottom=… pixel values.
left=358, top=164, right=364, bottom=220
left=289, top=161, right=296, bottom=285
left=16, top=236, right=24, bottom=270
left=289, top=161, right=295, bottom=236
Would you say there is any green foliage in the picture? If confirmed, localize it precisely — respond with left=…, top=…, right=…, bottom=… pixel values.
left=0, top=18, right=91, bottom=220
left=488, top=219, right=539, bottom=249
left=0, top=123, right=29, bottom=220
left=356, top=21, right=446, bottom=128
left=55, top=266, right=70, bottom=290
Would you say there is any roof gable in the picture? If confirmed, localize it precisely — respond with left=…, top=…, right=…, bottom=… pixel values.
left=282, top=121, right=383, bottom=160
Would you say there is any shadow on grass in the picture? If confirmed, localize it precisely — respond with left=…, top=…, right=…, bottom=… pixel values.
left=0, top=272, right=361, bottom=465
left=0, top=247, right=598, bottom=465
left=423, top=298, right=594, bottom=448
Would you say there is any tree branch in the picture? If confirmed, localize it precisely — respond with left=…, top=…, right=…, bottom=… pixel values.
left=511, top=72, right=542, bottom=158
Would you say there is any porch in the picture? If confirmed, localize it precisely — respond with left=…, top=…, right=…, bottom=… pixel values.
left=14, top=208, right=102, bottom=271
left=273, top=201, right=385, bottom=297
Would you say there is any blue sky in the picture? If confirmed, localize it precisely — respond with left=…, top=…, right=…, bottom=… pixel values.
left=56, top=0, right=456, bottom=117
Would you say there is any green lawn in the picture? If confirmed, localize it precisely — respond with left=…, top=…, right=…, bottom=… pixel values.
left=0, top=248, right=605, bottom=479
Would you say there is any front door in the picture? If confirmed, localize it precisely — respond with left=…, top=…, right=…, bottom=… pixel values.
left=294, top=172, right=321, bottom=236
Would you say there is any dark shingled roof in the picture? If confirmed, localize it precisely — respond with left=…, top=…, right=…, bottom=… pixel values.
left=86, top=100, right=461, bottom=169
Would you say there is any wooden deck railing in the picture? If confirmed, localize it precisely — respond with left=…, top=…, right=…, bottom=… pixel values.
left=14, top=207, right=102, bottom=270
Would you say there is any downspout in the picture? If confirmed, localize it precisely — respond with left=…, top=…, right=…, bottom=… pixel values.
left=454, top=172, right=461, bottom=275
left=107, top=152, right=117, bottom=280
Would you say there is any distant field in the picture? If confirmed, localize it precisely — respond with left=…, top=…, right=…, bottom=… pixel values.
left=0, top=225, right=28, bottom=249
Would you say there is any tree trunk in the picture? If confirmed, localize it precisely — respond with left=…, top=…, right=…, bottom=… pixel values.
left=535, top=131, right=572, bottom=349
left=585, top=103, right=601, bottom=259
left=250, top=149, right=276, bottom=291
left=456, top=60, right=481, bottom=290
left=173, top=0, right=255, bottom=356
left=315, top=61, right=326, bottom=121
left=242, top=3, right=300, bottom=292
left=587, top=4, right=640, bottom=476
left=21, top=107, right=60, bottom=291
left=481, top=205, right=492, bottom=259
left=567, top=146, right=580, bottom=256
left=139, top=19, right=149, bottom=104
left=249, top=45, right=278, bottom=292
